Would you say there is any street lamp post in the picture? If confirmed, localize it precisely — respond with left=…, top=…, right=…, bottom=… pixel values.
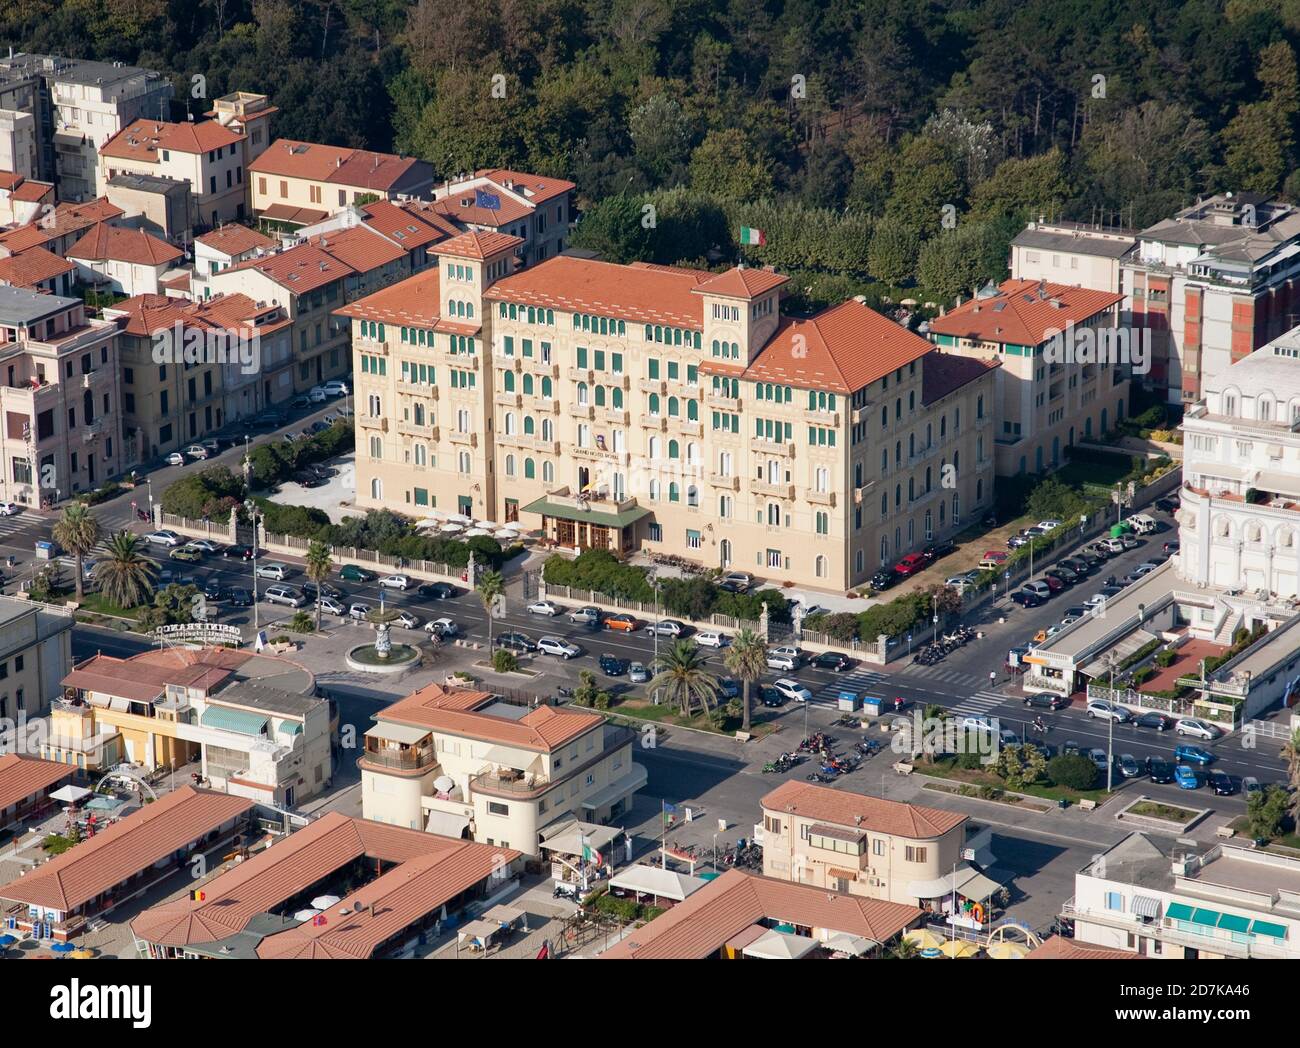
left=1106, top=652, right=1118, bottom=793
left=244, top=501, right=260, bottom=635
left=146, top=477, right=154, bottom=526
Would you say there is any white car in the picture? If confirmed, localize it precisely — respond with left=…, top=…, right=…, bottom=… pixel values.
left=425, top=617, right=458, bottom=637
left=165, top=452, right=186, bottom=467
left=1176, top=718, right=1219, bottom=741
left=1086, top=700, right=1132, bottom=723
left=184, top=539, right=220, bottom=553
left=254, top=562, right=290, bottom=581
left=183, top=444, right=210, bottom=460
left=378, top=574, right=411, bottom=591
left=0, top=502, right=20, bottom=516
left=694, top=630, right=727, bottom=648
left=959, top=715, right=997, bottom=734
left=320, top=380, right=349, bottom=397
left=1082, top=594, right=1107, bottom=611
left=317, top=596, right=346, bottom=616
left=349, top=602, right=372, bottom=621
left=1036, top=519, right=1063, bottom=531
left=527, top=600, right=561, bottom=616
left=394, top=610, right=422, bottom=629
left=145, top=530, right=183, bottom=547
left=771, top=678, right=812, bottom=704
left=537, top=635, right=581, bottom=659
left=308, top=386, right=329, bottom=403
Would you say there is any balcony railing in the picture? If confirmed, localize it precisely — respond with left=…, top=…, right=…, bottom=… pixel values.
left=750, top=438, right=795, bottom=457
left=360, top=744, right=438, bottom=771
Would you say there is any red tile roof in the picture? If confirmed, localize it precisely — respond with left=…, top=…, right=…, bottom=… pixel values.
left=359, top=199, right=453, bottom=250
left=921, top=351, right=1000, bottom=406
left=702, top=299, right=933, bottom=394
left=761, top=781, right=967, bottom=839
left=1028, top=935, right=1137, bottom=960
left=431, top=190, right=532, bottom=227
left=693, top=266, right=789, bottom=300
left=250, top=140, right=429, bottom=192
left=478, top=169, right=575, bottom=205
left=68, top=222, right=182, bottom=266
left=927, top=279, right=1124, bottom=347
left=0, top=754, right=75, bottom=813
left=257, top=203, right=329, bottom=226
left=224, top=242, right=356, bottom=295
left=0, top=786, right=253, bottom=913
left=10, top=179, right=53, bottom=203
left=131, top=811, right=517, bottom=957
left=0, top=246, right=74, bottom=288
left=0, top=171, right=21, bottom=191
left=0, top=198, right=124, bottom=250
left=486, top=255, right=711, bottom=329
left=110, top=292, right=290, bottom=340
left=100, top=118, right=245, bottom=162
left=430, top=229, right=522, bottom=261
left=196, top=224, right=277, bottom=256
left=301, top=224, right=405, bottom=272
left=335, top=267, right=441, bottom=326
left=602, top=869, right=921, bottom=959
left=63, top=649, right=248, bottom=702
left=375, top=684, right=603, bottom=753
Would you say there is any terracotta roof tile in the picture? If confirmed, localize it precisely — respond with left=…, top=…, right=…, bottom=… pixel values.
left=602, top=869, right=921, bottom=959
left=693, top=266, right=789, bottom=300
left=0, top=246, right=74, bottom=288
left=68, top=222, right=182, bottom=266
left=224, top=242, right=356, bottom=295
left=1028, top=935, right=1137, bottom=960
left=761, top=781, right=967, bottom=839
left=375, top=684, right=603, bottom=753
left=0, top=754, right=75, bottom=813
left=359, top=199, right=453, bottom=250
left=63, top=649, right=247, bottom=702
left=250, top=140, right=430, bottom=192
left=479, top=169, right=575, bottom=205
left=486, top=255, right=710, bottom=329
left=927, top=279, right=1124, bottom=347
left=301, top=224, right=405, bottom=272
left=921, top=351, right=1000, bottom=406
left=10, top=179, right=53, bottom=203
left=430, top=229, right=522, bottom=261
left=335, top=267, right=441, bottom=327
left=100, top=118, right=245, bottom=162
left=0, top=787, right=253, bottom=913
left=196, top=224, right=277, bottom=256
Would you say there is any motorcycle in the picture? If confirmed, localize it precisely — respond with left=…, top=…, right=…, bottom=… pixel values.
left=806, top=772, right=835, bottom=783
left=556, top=686, right=574, bottom=699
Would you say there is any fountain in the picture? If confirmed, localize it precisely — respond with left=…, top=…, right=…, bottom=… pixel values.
left=345, top=587, right=421, bottom=673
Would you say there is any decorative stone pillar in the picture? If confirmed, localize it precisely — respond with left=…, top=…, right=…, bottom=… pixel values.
left=759, top=601, right=770, bottom=643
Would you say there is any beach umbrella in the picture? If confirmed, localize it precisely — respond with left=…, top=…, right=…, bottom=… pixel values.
left=495, top=529, right=520, bottom=540
left=986, top=941, right=1028, bottom=959
left=446, top=513, right=473, bottom=525
left=415, top=518, right=443, bottom=531
left=293, top=908, right=322, bottom=922
left=70, top=949, right=96, bottom=960
left=0, top=934, right=16, bottom=947
left=49, top=942, right=75, bottom=953
left=464, top=528, right=490, bottom=537
left=440, top=523, right=464, bottom=533
left=474, top=520, right=500, bottom=529
left=433, top=775, right=455, bottom=794
left=938, top=939, right=979, bottom=958
left=310, top=895, right=342, bottom=910
left=904, top=928, right=946, bottom=951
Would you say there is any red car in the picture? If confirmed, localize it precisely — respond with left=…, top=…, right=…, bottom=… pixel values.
left=1041, top=575, right=1065, bottom=593
left=892, top=553, right=927, bottom=577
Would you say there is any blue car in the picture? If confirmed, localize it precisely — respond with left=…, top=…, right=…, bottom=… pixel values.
left=1174, top=744, right=1215, bottom=766
left=1174, top=764, right=1201, bottom=789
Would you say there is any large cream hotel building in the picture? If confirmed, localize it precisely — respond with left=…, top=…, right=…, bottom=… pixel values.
left=338, top=234, right=1000, bottom=591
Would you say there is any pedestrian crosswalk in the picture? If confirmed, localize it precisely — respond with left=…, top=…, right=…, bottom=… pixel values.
left=949, top=690, right=1008, bottom=718
left=0, top=511, right=37, bottom=542
left=903, top=665, right=986, bottom=688
left=810, top=667, right=888, bottom=706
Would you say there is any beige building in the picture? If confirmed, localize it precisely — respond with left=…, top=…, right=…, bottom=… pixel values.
left=249, top=139, right=433, bottom=231
left=0, top=286, right=123, bottom=502
left=431, top=169, right=575, bottom=267
left=1010, top=220, right=1135, bottom=294
left=104, top=171, right=195, bottom=244
left=759, top=781, right=1001, bottom=918
left=928, top=278, right=1131, bottom=476
left=342, top=244, right=997, bottom=590
left=0, top=596, right=74, bottom=731
left=0, top=170, right=53, bottom=227
left=65, top=221, right=182, bottom=297
left=359, top=683, right=646, bottom=857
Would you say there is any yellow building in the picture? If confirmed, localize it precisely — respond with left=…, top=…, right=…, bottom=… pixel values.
left=340, top=241, right=998, bottom=591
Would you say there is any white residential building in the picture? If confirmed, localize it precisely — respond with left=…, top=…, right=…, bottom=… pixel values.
left=0, top=108, right=37, bottom=180
left=1009, top=220, right=1135, bottom=295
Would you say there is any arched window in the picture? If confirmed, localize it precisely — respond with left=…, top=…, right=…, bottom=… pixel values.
left=648, top=393, right=660, bottom=415
left=542, top=461, right=554, bottom=482
left=503, top=371, right=515, bottom=392
left=505, top=454, right=516, bottom=476
left=668, top=397, right=680, bottom=418
left=541, top=419, right=554, bottom=441
left=668, top=482, right=680, bottom=502
left=522, top=374, right=534, bottom=395
left=687, top=442, right=700, bottom=464
left=687, top=485, right=699, bottom=507
left=815, top=555, right=826, bottom=578
left=577, top=382, right=589, bottom=406
left=648, top=436, right=661, bottom=459
left=649, top=479, right=660, bottom=500
left=612, top=387, right=623, bottom=409
left=504, top=412, right=516, bottom=435
left=541, top=376, right=553, bottom=398
left=523, top=416, right=535, bottom=435
left=595, top=385, right=606, bottom=407
left=668, top=439, right=680, bottom=459
left=524, top=458, right=536, bottom=479
left=370, top=477, right=382, bottom=499
left=687, top=399, right=698, bottom=421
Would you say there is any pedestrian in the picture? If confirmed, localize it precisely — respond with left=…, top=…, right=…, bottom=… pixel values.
left=989, top=670, right=996, bottom=688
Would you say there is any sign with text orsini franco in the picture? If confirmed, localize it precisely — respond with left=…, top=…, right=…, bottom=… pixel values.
left=149, top=622, right=242, bottom=646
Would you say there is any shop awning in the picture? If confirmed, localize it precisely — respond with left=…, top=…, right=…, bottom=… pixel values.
left=521, top=496, right=651, bottom=530
left=1217, top=912, right=1250, bottom=933
left=201, top=706, right=269, bottom=736
left=424, top=811, right=470, bottom=838
left=277, top=720, right=302, bottom=737
left=906, top=865, right=1002, bottom=901
left=608, top=864, right=707, bottom=903
left=259, top=203, right=328, bottom=226
left=580, top=764, right=648, bottom=812
left=1250, top=919, right=1287, bottom=939
left=1131, top=895, right=1162, bottom=919
left=538, top=818, right=620, bottom=857
left=365, top=723, right=430, bottom=745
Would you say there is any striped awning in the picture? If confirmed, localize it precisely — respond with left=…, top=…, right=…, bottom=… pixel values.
left=200, top=706, right=269, bottom=736
left=1131, top=896, right=1161, bottom=919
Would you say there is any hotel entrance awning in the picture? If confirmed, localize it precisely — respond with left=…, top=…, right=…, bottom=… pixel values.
left=521, top=497, right=651, bottom=530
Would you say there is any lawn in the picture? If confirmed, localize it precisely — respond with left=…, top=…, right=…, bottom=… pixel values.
left=1054, top=456, right=1133, bottom=492
left=910, top=755, right=1111, bottom=803
left=76, top=592, right=144, bottom=620
left=1126, top=800, right=1199, bottom=823
left=609, top=698, right=780, bottom=738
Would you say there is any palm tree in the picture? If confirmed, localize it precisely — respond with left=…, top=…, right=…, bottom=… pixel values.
left=1283, top=728, right=1300, bottom=827
left=889, top=937, right=920, bottom=960
left=52, top=503, right=101, bottom=601
left=650, top=639, right=721, bottom=717
left=305, top=539, right=333, bottom=631
left=723, top=628, right=767, bottom=734
left=476, top=569, right=504, bottom=652
left=96, top=530, right=158, bottom=609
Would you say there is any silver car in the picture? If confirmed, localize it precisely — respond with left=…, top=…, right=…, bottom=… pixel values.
left=537, top=635, right=581, bottom=659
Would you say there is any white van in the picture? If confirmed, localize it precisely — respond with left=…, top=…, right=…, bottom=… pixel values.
left=1129, top=514, right=1157, bottom=535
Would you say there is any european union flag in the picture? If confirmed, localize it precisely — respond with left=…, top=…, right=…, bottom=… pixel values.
left=475, top=188, right=502, bottom=211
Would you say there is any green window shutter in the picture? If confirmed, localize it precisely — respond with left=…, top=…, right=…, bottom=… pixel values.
left=577, top=346, right=588, bottom=368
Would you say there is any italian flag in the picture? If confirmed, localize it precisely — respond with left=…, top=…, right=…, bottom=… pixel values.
left=740, top=226, right=766, bottom=246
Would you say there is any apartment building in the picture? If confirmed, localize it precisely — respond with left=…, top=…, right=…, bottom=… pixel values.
left=0, top=170, right=53, bottom=226
left=759, top=781, right=1002, bottom=917
left=66, top=221, right=182, bottom=296
left=0, top=245, right=75, bottom=296
left=188, top=222, right=277, bottom=301
left=1010, top=220, right=1135, bottom=293
left=51, top=647, right=332, bottom=807
left=0, top=196, right=124, bottom=258
left=206, top=91, right=276, bottom=167
left=0, top=108, right=38, bottom=179
left=359, top=683, right=646, bottom=857
left=102, top=292, right=292, bottom=462
left=97, top=117, right=249, bottom=230
left=0, top=53, right=174, bottom=201
left=1179, top=331, right=1300, bottom=598
left=431, top=169, right=575, bottom=267
left=210, top=223, right=410, bottom=392
left=0, top=286, right=122, bottom=502
left=249, top=139, right=434, bottom=229
left=295, top=197, right=459, bottom=274
left=342, top=245, right=996, bottom=590
left=104, top=171, right=195, bottom=243
left=1125, top=192, right=1300, bottom=405
left=0, top=595, right=74, bottom=728
left=1065, top=832, right=1299, bottom=959
left=927, top=278, right=1130, bottom=476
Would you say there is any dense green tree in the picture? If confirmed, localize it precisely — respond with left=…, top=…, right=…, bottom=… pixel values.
left=569, top=194, right=655, bottom=263
left=868, top=218, right=921, bottom=288
left=689, top=128, right=775, bottom=201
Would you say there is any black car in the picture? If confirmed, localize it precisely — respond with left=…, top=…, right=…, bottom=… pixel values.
left=497, top=632, right=537, bottom=653
left=228, top=588, right=254, bottom=607
left=599, top=653, right=628, bottom=676
left=203, top=580, right=229, bottom=602
left=922, top=540, right=956, bottom=562
left=223, top=544, right=257, bottom=560
left=1099, top=584, right=1124, bottom=598
left=1045, top=567, right=1077, bottom=585
left=417, top=581, right=457, bottom=600
left=1156, top=496, right=1180, bottom=513
left=293, top=472, right=325, bottom=488
left=811, top=650, right=853, bottom=672
left=1136, top=711, right=1173, bottom=732
left=1011, top=590, right=1043, bottom=608
left=1209, top=771, right=1235, bottom=796
left=1023, top=693, right=1066, bottom=711
left=759, top=685, right=786, bottom=707
left=1146, top=757, right=1176, bottom=783
left=868, top=570, right=896, bottom=592
left=1077, top=551, right=1104, bottom=569
left=718, top=579, right=747, bottom=594
left=308, top=420, right=331, bottom=435
left=302, top=581, right=343, bottom=601
left=1060, top=557, right=1092, bottom=576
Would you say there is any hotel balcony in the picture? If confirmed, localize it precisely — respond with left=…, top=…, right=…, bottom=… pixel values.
left=470, top=766, right=551, bottom=798
left=674, top=420, right=703, bottom=438
left=358, top=415, right=388, bottom=432
left=639, top=379, right=666, bottom=396
left=494, top=392, right=522, bottom=408
left=640, top=414, right=667, bottom=431
left=569, top=403, right=596, bottom=420
left=751, top=479, right=795, bottom=499
left=81, top=419, right=104, bottom=443
left=397, top=420, right=438, bottom=440
left=566, top=367, right=594, bottom=384
left=803, top=409, right=840, bottom=426
left=524, top=437, right=561, bottom=455
left=434, top=350, right=479, bottom=370
left=708, top=473, right=740, bottom=490
left=806, top=489, right=836, bottom=507
left=750, top=438, right=795, bottom=457
left=707, top=392, right=742, bottom=412
left=448, top=430, right=478, bottom=448
left=524, top=396, right=560, bottom=415
left=493, top=353, right=522, bottom=371
left=520, top=358, right=559, bottom=378
left=359, top=739, right=439, bottom=774
left=601, top=408, right=630, bottom=426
